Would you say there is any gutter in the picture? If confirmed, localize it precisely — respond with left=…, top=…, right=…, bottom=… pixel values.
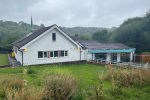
left=80, top=48, right=81, bottom=60
left=80, top=48, right=83, bottom=61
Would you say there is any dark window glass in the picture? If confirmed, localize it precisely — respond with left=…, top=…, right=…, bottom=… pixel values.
left=54, top=51, right=58, bottom=57
left=60, top=51, right=64, bottom=57
left=52, top=33, right=56, bottom=41
left=38, top=51, right=43, bottom=58
left=50, top=51, right=53, bottom=57
left=44, top=52, right=47, bottom=58
left=65, top=51, right=67, bottom=56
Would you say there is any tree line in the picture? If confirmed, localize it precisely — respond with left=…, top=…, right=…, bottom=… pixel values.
left=91, top=10, right=150, bottom=53
left=0, top=21, right=45, bottom=48
left=0, top=21, right=116, bottom=48
left=0, top=9, right=150, bottom=53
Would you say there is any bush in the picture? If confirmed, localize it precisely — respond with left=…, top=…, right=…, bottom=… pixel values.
left=27, top=69, right=37, bottom=74
left=104, top=65, right=150, bottom=87
left=5, top=86, right=45, bottom=100
left=3, top=74, right=78, bottom=100
left=0, top=74, right=23, bottom=98
left=43, top=75, right=77, bottom=99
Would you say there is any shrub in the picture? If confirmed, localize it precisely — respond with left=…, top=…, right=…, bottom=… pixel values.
left=104, top=65, right=150, bottom=87
left=0, top=74, right=23, bottom=98
left=27, top=69, right=37, bottom=74
left=5, top=86, right=45, bottom=100
left=43, top=75, right=77, bottom=100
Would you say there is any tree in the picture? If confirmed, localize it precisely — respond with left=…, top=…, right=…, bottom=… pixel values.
left=92, top=29, right=108, bottom=43
left=79, top=33, right=91, bottom=40
left=40, top=24, right=45, bottom=28
left=111, top=9, right=150, bottom=53
left=2, top=34, right=20, bottom=44
left=74, top=33, right=78, bottom=37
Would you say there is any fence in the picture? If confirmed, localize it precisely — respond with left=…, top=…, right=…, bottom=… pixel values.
left=134, top=53, right=150, bottom=63
left=0, top=48, right=12, bottom=53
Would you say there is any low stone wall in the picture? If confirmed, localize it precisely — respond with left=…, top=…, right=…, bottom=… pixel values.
left=0, top=64, right=11, bottom=68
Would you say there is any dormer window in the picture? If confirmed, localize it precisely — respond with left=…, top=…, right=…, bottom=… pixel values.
left=52, top=33, right=56, bottom=41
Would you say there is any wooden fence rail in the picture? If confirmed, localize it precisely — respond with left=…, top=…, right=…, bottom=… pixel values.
left=135, top=53, right=150, bottom=63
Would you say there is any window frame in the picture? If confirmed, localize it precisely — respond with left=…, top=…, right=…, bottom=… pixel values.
left=50, top=51, right=59, bottom=58
left=54, top=51, right=58, bottom=57
left=38, top=51, right=48, bottom=59
left=50, top=51, right=54, bottom=58
left=38, top=50, right=68, bottom=59
left=64, top=51, right=68, bottom=57
left=52, top=33, right=56, bottom=41
left=60, top=51, right=64, bottom=57
left=44, top=51, right=48, bottom=58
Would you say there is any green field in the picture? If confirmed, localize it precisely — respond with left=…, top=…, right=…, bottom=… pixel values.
left=0, top=64, right=150, bottom=100
left=0, top=54, right=9, bottom=66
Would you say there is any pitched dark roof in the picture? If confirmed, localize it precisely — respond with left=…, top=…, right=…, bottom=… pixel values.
left=70, top=36, right=132, bottom=50
left=69, top=36, right=84, bottom=41
left=12, top=25, right=55, bottom=48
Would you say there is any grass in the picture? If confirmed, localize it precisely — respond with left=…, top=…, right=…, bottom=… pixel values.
left=0, top=54, right=9, bottom=66
left=0, top=64, right=150, bottom=99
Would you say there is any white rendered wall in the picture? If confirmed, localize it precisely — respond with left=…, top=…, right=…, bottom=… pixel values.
left=106, top=53, right=111, bottom=61
left=117, top=53, right=121, bottom=62
left=86, top=49, right=92, bottom=61
left=22, top=28, right=83, bottom=65
left=81, top=49, right=86, bottom=60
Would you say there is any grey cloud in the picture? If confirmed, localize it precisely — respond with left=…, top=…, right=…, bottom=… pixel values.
left=0, top=0, right=150, bottom=28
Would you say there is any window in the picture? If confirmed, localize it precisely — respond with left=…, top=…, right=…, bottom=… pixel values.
left=60, top=51, right=64, bottom=57
left=49, top=51, right=67, bottom=58
left=44, top=52, right=47, bottom=58
left=38, top=51, right=47, bottom=58
left=52, top=33, right=56, bottom=41
left=38, top=51, right=43, bottom=58
left=54, top=51, right=58, bottom=57
left=50, top=51, right=53, bottom=57
left=65, top=51, right=68, bottom=56
left=50, top=51, right=58, bottom=57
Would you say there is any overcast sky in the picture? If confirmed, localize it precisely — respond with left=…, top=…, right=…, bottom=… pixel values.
left=0, top=0, right=150, bottom=28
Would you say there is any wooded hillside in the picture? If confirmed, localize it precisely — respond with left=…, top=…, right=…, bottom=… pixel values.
left=110, top=10, right=150, bottom=53
left=0, top=21, right=116, bottom=48
left=0, top=10, right=150, bottom=53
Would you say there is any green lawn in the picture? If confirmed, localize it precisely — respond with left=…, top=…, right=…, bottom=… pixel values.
left=0, top=64, right=150, bottom=100
left=0, top=54, right=9, bottom=66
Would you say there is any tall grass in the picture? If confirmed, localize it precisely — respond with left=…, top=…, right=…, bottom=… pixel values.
left=0, top=67, right=78, bottom=100
left=104, top=65, right=150, bottom=87
left=0, top=54, right=9, bottom=66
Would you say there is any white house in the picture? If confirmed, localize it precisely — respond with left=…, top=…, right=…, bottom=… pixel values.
left=12, top=18, right=136, bottom=66
left=12, top=24, right=88, bottom=66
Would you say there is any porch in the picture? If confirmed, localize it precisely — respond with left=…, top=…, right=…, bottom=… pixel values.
left=88, top=48, right=136, bottom=64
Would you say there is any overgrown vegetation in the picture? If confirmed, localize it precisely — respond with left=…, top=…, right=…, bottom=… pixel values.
left=1, top=64, right=150, bottom=100
left=94, top=65, right=150, bottom=99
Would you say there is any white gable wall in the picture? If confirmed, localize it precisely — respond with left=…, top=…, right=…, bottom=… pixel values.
left=85, top=49, right=92, bottom=61
left=23, top=28, right=84, bottom=65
